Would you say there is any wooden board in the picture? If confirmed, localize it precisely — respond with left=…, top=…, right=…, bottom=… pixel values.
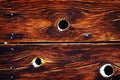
left=0, top=1, right=120, bottom=42
left=0, top=44, right=120, bottom=80
left=0, top=0, right=120, bottom=80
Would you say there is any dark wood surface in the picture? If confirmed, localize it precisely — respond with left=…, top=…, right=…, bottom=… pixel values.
left=0, top=1, right=120, bottom=42
left=0, top=44, right=120, bottom=80
left=0, top=0, right=120, bottom=80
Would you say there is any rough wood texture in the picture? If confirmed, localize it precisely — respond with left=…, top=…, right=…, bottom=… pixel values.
left=0, top=1, right=120, bottom=42
left=0, top=0, right=120, bottom=80
left=0, top=44, right=120, bottom=80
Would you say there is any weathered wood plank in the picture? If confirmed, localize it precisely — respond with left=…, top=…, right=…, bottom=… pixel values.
left=0, top=1, right=120, bottom=42
left=0, top=44, right=120, bottom=80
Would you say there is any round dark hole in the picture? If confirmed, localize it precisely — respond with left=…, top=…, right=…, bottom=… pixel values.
left=35, top=58, right=41, bottom=65
left=58, top=20, right=69, bottom=30
left=104, top=65, right=113, bottom=76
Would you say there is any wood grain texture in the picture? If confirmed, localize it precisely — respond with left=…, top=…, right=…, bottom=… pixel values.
left=0, top=1, right=120, bottom=42
left=0, top=44, right=120, bottom=80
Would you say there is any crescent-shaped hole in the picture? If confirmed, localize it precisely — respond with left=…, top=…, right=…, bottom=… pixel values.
left=32, top=58, right=44, bottom=68
left=99, top=64, right=114, bottom=78
left=58, top=20, right=69, bottom=31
